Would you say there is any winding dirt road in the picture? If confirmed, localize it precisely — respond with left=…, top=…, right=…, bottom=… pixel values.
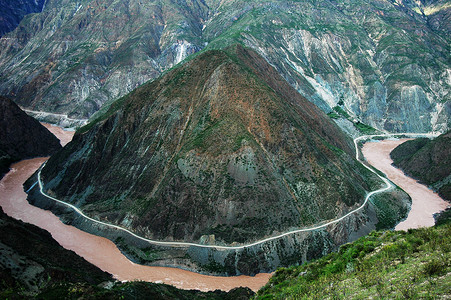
left=0, top=124, right=271, bottom=292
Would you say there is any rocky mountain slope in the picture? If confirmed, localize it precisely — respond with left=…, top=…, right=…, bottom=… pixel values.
left=0, top=96, right=61, bottom=178
left=37, top=45, right=380, bottom=246
left=0, top=0, right=449, bottom=132
left=390, top=130, right=451, bottom=201
left=0, top=207, right=254, bottom=299
left=0, top=0, right=45, bottom=36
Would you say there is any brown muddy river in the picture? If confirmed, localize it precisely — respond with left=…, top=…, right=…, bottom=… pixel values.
left=0, top=124, right=271, bottom=292
left=362, top=139, right=449, bottom=231
left=1, top=127, right=448, bottom=292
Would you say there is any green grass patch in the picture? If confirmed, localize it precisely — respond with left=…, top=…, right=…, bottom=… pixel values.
left=256, top=222, right=451, bottom=299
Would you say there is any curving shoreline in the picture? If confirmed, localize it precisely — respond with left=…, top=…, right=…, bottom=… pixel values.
left=34, top=132, right=437, bottom=250
left=362, top=139, right=449, bottom=231
left=0, top=127, right=446, bottom=292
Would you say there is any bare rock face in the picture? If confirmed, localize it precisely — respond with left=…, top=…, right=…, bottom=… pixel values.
left=0, top=96, right=61, bottom=177
left=39, top=45, right=379, bottom=245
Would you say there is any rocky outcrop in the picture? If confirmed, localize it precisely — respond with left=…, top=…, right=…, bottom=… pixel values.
left=0, top=96, right=61, bottom=178
left=0, top=0, right=448, bottom=132
left=390, top=130, right=451, bottom=200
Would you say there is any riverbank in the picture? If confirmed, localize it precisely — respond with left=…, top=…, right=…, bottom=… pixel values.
left=0, top=125, right=272, bottom=292
left=1, top=131, right=447, bottom=292
left=362, top=139, right=449, bottom=230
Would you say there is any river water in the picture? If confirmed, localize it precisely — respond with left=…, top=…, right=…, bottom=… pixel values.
left=0, top=124, right=271, bottom=292
left=1, top=128, right=448, bottom=292
left=362, top=139, right=449, bottom=231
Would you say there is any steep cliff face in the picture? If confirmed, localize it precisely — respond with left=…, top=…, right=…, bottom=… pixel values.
left=0, top=0, right=45, bottom=36
left=0, top=0, right=208, bottom=117
left=390, top=130, right=451, bottom=200
left=0, top=96, right=61, bottom=177
left=0, top=0, right=449, bottom=132
left=207, top=0, right=449, bottom=132
left=39, top=46, right=380, bottom=245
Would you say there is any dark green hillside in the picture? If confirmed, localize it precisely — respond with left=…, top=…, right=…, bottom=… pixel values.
left=0, top=96, right=61, bottom=178
left=256, top=222, right=451, bottom=299
left=390, top=131, right=451, bottom=200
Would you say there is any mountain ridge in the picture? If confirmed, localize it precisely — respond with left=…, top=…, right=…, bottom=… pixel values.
left=0, top=0, right=448, bottom=132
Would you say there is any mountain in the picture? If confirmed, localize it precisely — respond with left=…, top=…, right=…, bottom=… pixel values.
left=390, top=130, right=451, bottom=201
left=0, top=207, right=112, bottom=297
left=0, top=0, right=45, bottom=36
left=0, top=207, right=254, bottom=299
left=0, top=0, right=449, bottom=132
left=25, top=45, right=411, bottom=274
left=37, top=45, right=378, bottom=244
left=0, top=96, right=61, bottom=178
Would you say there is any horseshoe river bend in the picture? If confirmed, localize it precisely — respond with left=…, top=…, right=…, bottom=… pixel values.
left=0, top=125, right=448, bottom=292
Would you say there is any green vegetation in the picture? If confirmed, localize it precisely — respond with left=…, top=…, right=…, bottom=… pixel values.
left=370, top=189, right=410, bottom=230
left=256, top=223, right=451, bottom=299
left=333, top=106, right=351, bottom=119
left=354, top=122, right=378, bottom=134
left=329, top=105, right=379, bottom=134
left=327, top=111, right=341, bottom=119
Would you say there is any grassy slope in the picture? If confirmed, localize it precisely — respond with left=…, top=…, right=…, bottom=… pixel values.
left=255, top=222, right=451, bottom=299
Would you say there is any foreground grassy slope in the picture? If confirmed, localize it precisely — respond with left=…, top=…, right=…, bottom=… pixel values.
left=256, top=222, right=451, bottom=299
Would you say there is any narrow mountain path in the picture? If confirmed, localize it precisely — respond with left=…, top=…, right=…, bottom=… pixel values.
left=35, top=132, right=440, bottom=250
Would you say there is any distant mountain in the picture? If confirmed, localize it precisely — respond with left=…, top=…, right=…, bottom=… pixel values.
left=0, top=0, right=449, bottom=132
left=39, top=45, right=379, bottom=246
left=391, top=130, right=451, bottom=201
left=0, top=0, right=45, bottom=36
left=0, top=96, right=61, bottom=178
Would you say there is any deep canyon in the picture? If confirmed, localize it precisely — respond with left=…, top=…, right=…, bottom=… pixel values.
left=1, top=125, right=448, bottom=291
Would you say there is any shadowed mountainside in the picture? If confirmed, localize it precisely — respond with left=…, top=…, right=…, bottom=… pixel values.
left=0, top=96, right=61, bottom=178
left=0, top=207, right=254, bottom=299
left=0, top=0, right=45, bottom=36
